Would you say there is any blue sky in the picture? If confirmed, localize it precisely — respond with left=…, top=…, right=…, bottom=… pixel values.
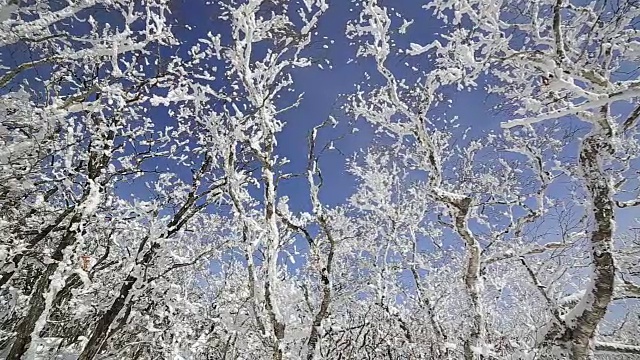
left=13, top=0, right=500, bottom=216
left=7, top=0, right=634, bottom=246
left=172, top=0, right=496, bottom=212
left=162, top=1, right=609, bottom=264
left=167, top=0, right=371, bottom=210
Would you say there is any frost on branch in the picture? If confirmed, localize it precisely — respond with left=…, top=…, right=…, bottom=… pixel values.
left=1, top=0, right=639, bottom=359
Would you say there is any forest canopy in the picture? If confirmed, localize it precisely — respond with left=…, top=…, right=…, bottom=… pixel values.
left=0, top=0, right=639, bottom=359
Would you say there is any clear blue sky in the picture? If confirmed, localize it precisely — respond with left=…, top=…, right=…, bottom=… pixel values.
left=166, top=0, right=498, bottom=212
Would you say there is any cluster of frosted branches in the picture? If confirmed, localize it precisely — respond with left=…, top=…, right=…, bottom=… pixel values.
left=0, top=0, right=639, bottom=359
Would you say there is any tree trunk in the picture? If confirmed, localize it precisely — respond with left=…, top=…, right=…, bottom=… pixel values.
left=543, top=114, right=616, bottom=359
left=454, top=198, right=483, bottom=360
left=564, top=126, right=615, bottom=359
left=5, top=212, right=83, bottom=360
left=77, top=274, right=137, bottom=360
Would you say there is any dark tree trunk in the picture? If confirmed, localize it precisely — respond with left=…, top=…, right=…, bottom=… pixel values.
left=5, top=211, right=83, bottom=360
left=77, top=274, right=137, bottom=360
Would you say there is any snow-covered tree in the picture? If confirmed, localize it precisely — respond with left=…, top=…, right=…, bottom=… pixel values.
left=1, top=0, right=639, bottom=359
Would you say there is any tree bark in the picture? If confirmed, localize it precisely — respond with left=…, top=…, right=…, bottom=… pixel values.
left=76, top=274, right=137, bottom=360
left=6, top=211, right=84, bottom=360
left=564, top=126, right=615, bottom=359
left=453, top=197, right=483, bottom=360
left=306, top=228, right=335, bottom=360
left=544, top=112, right=616, bottom=359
